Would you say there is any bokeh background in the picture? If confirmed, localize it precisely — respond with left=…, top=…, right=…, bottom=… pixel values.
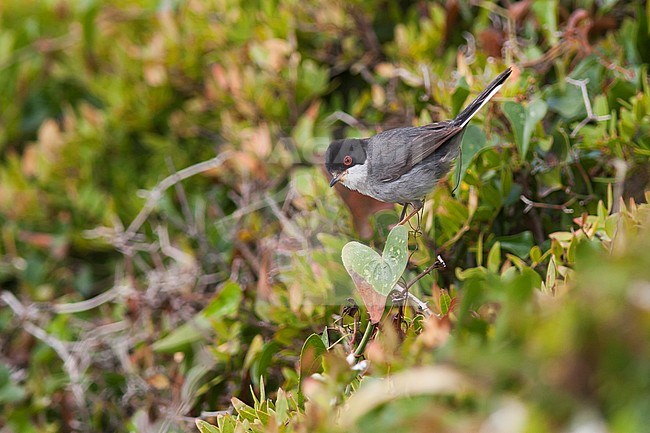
left=1, top=0, right=649, bottom=432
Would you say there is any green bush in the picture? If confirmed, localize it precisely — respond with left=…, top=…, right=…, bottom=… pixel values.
left=0, top=1, right=648, bottom=432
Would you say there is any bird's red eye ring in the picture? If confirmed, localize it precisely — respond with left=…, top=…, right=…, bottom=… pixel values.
left=343, top=155, right=353, bottom=166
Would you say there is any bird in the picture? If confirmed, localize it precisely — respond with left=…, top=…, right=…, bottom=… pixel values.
left=325, top=67, right=512, bottom=224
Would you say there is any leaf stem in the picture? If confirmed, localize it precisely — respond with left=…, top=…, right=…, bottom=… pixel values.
left=354, top=320, right=376, bottom=357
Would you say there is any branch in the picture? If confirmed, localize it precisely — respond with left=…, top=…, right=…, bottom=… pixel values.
left=124, top=153, right=232, bottom=238
left=1, top=291, right=88, bottom=421
left=565, top=77, right=611, bottom=138
left=520, top=194, right=576, bottom=214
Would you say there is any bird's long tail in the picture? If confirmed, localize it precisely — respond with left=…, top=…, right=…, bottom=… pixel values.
left=454, top=67, right=512, bottom=128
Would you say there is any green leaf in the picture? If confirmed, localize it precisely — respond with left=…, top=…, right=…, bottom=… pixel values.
left=0, top=364, right=26, bottom=404
left=497, top=231, right=534, bottom=259
left=504, top=102, right=526, bottom=154
left=274, top=388, right=290, bottom=425
left=341, top=225, right=409, bottom=297
left=298, top=333, right=327, bottom=385
left=504, top=99, right=548, bottom=158
left=250, top=341, right=280, bottom=388
left=487, top=241, right=502, bottom=273
left=153, top=281, right=242, bottom=352
left=320, top=326, right=330, bottom=348
left=532, top=1, right=559, bottom=45
left=537, top=166, right=564, bottom=198
left=546, top=84, right=586, bottom=119
left=530, top=245, right=542, bottom=263
left=231, top=397, right=258, bottom=422
left=195, top=419, right=220, bottom=433
left=458, top=124, right=489, bottom=183
left=451, top=76, right=470, bottom=117
left=203, top=281, right=243, bottom=318
left=439, top=292, right=452, bottom=315
left=545, top=255, right=557, bottom=292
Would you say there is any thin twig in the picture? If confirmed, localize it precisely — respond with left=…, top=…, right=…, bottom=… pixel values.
left=396, top=256, right=445, bottom=319
left=406, top=292, right=433, bottom=318
left=125, top=153, right=232, bottom=238
left=23, top=322, right=88, bottom=416
left=403, top=255, right=447, bottom=292
left=156, top=225, right=196, bottom=267
left=325, top=111, right=363, bottom=128
left=200, top=409, right=233, bottom=418
left=1, top=291, right=88, bottom=421
left=52, top=286, right=123, bottom=314
left=166, top=157, right=199, bottom=239
left=565, top=77, right=611, bottom=137
left=0, top=291, right=38, bottom=320
left=520, top=194, right=576, bottom=214
left=264, top=193, right=308, bottom=246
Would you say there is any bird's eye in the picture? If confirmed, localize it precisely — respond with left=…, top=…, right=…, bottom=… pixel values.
left=343, top=155, right=353, bottom=166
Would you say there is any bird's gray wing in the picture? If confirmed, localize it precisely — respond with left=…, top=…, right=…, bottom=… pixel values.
left=368, top=122, right=463, bottom=183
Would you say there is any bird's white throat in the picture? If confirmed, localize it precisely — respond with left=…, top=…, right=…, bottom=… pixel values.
left=340, top=163, right=369, bottom=193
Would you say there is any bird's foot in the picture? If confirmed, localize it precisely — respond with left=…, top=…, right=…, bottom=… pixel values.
left=398, top=200, right=424, bottom=231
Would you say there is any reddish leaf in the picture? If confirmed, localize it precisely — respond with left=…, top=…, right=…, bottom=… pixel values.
left=349, top=270, right=387, bottom=324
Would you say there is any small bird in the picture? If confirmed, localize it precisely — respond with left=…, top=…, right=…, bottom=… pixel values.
left=325, top=67, right=512, bottom=223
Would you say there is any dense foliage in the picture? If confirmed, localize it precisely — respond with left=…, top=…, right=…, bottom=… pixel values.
left=1, top=0, right=649, bottom=432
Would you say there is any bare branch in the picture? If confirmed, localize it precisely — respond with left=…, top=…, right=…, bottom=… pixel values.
left=125, top=153, right=232, bottom=238
left=565, top=77, right=611, bottom=137
left=520, top=194, right=576, bottom=214
left=2, top=291, right=88, bottom=421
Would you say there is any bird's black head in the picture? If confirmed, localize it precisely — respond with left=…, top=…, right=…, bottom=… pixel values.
left=324, top=138, right=368, bottom=186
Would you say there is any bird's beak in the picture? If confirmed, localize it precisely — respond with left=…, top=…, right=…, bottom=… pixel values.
left=329, top=170, right=347, bottom=187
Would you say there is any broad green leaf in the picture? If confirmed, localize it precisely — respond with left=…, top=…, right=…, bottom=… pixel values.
left=537, top=166, right=564, bottom=198
left=546, top=84, right=586, bottom=119
left=504, top=102, right=525, bottom=154
left=497, top=231, right=534, bottom=259
left=457, top=124, right=488, bottom=184
left=341, top=225, right=409, bottom=297
left=504, top=99, right=547, bottom=158
left=451, top=76, right=470, bottom=117
left=505, top=268, right=541, bottom=302
left=525, top=100, right=548, bottom=155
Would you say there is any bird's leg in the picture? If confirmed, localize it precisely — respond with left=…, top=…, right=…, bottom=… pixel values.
left=398, top=200, right=423, bottom=226
left=399, top=203, right=409, bottom=222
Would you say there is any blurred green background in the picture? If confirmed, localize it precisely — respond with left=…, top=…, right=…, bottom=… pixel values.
left=1, top=0, right=649, bottom=432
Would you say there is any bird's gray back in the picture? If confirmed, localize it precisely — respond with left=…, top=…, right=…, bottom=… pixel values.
left=364, top=125, right=464, bottom=203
